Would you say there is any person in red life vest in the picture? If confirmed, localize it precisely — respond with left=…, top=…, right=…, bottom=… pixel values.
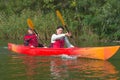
left=24, top=28, right=44, bottom=47
left=50, top=26, right=74, bottom=48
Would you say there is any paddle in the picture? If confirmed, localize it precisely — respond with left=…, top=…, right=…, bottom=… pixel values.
left=27, top=19, right=38, bottom=35
left=56, top=10, right=69, bottom=32
left=27, top=18, right=44, bottom=44
left=56, top=10, right=72, bottom=37
left=56, top=10, right=77, bottom=46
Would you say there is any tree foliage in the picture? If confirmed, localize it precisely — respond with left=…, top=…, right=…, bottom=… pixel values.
left=0, top=0, right=120, bottom=41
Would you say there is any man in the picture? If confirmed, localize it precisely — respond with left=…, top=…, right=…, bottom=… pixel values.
left=50, top=26, right=74, bottom=48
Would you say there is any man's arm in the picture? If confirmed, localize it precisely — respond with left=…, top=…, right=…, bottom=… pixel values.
left=65, top=37, right=74, bottom=48
left=51, top=34, right=65, bottom=41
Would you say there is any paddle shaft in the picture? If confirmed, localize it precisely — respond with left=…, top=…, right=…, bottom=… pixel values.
left=27, top=19, right=44, bottom=44
left=64, top=25, right=69, bottom=33
left=33, top=29, right=44, bottom=44
left=56, top=10, right=72, bottom=38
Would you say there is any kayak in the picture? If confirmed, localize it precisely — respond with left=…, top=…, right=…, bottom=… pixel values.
left=8, top=43, right=120, bottom=60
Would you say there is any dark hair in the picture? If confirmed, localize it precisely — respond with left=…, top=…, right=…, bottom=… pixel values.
left=56, top=26, right=64, bottom=30
left=28, top=28, right=32, bottom=30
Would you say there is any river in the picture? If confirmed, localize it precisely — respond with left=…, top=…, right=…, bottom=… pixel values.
left=0, top=40, right=120, bottom=80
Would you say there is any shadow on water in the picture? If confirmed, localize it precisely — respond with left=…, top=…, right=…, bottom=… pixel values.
left=6, top=53, right=120, bottom=80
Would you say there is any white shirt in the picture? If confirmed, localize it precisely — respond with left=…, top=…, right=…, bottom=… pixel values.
left=51, top=34, right=74, bottom=48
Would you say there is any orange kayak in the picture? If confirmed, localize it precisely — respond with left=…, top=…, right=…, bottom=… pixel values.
left=8, top=43, right=120, bottom=60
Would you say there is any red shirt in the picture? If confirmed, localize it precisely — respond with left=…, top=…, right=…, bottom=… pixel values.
left=24, top=34, right=38, bottom=47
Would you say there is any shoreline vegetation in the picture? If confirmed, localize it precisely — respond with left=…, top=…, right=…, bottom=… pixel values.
left=0, top=0, right=120, bottom=45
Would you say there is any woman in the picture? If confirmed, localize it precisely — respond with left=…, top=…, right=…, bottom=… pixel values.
left=24, top=28, right=44, bottom=47
left=50, top=26, right=74, bottom=48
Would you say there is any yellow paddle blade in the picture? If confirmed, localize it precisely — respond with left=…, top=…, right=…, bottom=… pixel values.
left=27, top=18, right=34, bottom=29
left=56, top=10, right=65, bottom=26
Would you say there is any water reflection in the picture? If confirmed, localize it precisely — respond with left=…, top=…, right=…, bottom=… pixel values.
left=50, top=58, right=119, bottom=80
left=10, top=54, right=38, bottom=80
left=20, top=56, right=38, bottom=80
left=10, top=54, right=51, bottom=80
left=9, top=54, right=119, bottom=80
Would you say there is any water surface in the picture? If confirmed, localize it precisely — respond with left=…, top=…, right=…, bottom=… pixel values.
left=0, top=41, right=120, bottom=80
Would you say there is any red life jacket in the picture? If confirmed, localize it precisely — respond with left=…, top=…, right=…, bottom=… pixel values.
left=24, top=34, right=38, bottom=47
left=51, top=38, right=65, bottom=48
